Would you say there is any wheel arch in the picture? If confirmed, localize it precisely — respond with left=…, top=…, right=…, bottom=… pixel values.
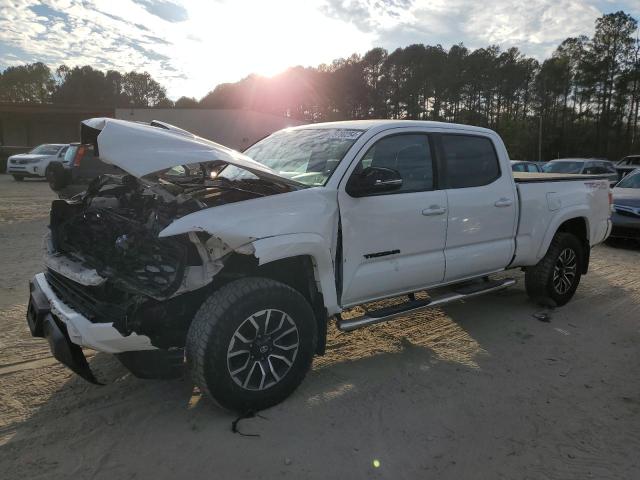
left=215, top=234, right=338, bottom=355
left=538, top=215, right=590, bottom=274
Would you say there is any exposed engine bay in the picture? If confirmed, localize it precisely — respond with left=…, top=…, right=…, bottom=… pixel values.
left=46, top=169, right=296, bottom=345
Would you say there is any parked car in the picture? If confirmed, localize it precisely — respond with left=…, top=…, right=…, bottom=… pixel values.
left=615, top=155, right=640, bottom=180
left=542, top=158, right=619, bottom=186
left=511, top=160, right=543, bottom=173
left=45, top=142, right=125, bottom=198
left=27, top=118, right=612, bottom=411
left=609, top=168, right=640, bottom=241
left=6, top=143, right=69, bottom=181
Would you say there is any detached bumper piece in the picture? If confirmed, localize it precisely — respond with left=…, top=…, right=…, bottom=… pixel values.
left=27, top=279, right=101, bottom=384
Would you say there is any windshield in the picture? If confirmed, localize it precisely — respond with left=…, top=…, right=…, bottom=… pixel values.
left=620, top=156, right=640, bottom=166
left=63, top=146, right=78, bottom=163
left=542, top=161, right=584, bottom=174
left=220, top=128, right=363, bottom=186
left=30, top=144, right=61, bottom=155
left=616, top=172, right=640, bottom=188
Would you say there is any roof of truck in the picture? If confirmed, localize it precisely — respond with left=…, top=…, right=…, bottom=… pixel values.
left=290, top=119, right=495, bottom=135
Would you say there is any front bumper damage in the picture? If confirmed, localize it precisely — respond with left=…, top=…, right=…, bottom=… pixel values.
left=27, top=272, right=160, bottom=383
left=28, top=276, right=100, bottom=383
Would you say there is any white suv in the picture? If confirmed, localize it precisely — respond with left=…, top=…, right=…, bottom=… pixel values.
left=6, top=144, right=68, bottom=181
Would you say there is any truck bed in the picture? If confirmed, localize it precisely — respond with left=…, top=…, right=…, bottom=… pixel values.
left=513, top=172, right=608, bottom=183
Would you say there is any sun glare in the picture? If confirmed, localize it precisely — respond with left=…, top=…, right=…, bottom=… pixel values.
left=168, top=0, right=373, bottom=98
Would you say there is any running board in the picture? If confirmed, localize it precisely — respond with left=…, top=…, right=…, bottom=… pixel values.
left=336, top=278, right=516, bottom=332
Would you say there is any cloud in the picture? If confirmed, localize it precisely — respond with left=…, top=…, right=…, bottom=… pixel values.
left=131, top=0, right=188, bottom=22
left=321, top=0, right=415, bottom=31
left=0, top=0, right=181, bottom=88
left=321, top=0, right=639, bottom=59
left=0, top=0, right=637, bottom=100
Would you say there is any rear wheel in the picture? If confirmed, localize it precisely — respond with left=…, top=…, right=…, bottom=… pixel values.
left=525, top=232, right=583, bottom=307
left=45, top=162, right=68, bottom=191
left=12, top=175, right=25, bottom=181
left=186, top=277, right=317, bottom=412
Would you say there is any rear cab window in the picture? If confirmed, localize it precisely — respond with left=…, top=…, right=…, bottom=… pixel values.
left=440, top=134, right=500, bottom=188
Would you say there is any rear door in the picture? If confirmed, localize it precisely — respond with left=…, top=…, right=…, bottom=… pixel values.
left=437, top=133, right=518, bottom=281
left=338, top=131, right=447, bottom=306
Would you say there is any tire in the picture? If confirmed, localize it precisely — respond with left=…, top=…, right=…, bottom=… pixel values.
left=186, top=277, right=317, bottom=412
left=46, top=162, right=68, bottom=191
left=12, top=175, right=25, bottom=181
left=525, top=232, right=583, bottom=307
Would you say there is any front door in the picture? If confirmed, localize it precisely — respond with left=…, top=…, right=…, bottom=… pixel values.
left=338, top=132, right=447, bottom=306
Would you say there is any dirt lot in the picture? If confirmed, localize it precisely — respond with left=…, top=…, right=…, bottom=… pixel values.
left=1, top=173, right=639, bottom=480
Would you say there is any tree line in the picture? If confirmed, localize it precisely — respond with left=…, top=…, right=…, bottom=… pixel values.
left=0, top=63, right=171, bottom=108
left=199, top=11, right=639, bottom=161
left=0, top=10, right=637, bottom=160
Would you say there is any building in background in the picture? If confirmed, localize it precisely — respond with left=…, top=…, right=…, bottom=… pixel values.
left=0, top=103, right=115, bottom=172
left=0, top=103, right=114, bottom=146
left=0, top=105, right=302, bottom=172
left=116, top=108, right=304, bottom=151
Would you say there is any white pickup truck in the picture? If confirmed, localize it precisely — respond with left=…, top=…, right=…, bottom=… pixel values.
left=27, top=118, right=612, bottom=411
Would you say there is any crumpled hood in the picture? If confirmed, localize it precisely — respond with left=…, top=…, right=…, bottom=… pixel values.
left=159, top=187, right=337, bottom=249
left=81, top=118, right=298, bottom=186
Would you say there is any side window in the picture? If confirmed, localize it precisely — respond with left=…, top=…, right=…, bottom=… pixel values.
left=512, top=163, right=526, bottom=172
left=585, top=163, right=607, bottom=174
left=353, top=134, right=434, bottom=193
left=527, top=163, right=540, bottom=173
left=441, top=134, right=500, bottom=188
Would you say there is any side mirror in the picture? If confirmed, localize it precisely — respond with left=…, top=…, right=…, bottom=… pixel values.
left=346, top=166, right=403, bottom=197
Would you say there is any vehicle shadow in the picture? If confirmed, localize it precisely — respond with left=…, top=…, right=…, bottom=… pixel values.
left=604, top=237, right=640, bottom=251
left=3, top=258, right=639, bottom=480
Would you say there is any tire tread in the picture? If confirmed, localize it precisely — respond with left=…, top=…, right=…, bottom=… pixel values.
left=186, top=277, right=315, bottom=411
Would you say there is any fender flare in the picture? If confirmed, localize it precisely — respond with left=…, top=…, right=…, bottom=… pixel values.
left=536, top=208, right=590, bottom=261
left=251, top=233, right=340, bottom=315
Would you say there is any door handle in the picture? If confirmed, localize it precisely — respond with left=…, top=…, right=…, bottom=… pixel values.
left=494, top=198, right=513, bottom=207
left=422, top=205, right=447, bottom=216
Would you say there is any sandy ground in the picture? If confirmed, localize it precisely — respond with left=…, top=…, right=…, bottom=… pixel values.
left=1, top=173, right=639, bottom=480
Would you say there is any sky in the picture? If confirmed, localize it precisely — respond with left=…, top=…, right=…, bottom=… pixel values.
left=0, top=0, right=639, bottom=100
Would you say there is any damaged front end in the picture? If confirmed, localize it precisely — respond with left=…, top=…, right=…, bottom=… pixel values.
left=32, top=117, right=310, bottom=382
left=47, top=174, right=210, bottom=345
left=45, top=168, right=295, bottom=349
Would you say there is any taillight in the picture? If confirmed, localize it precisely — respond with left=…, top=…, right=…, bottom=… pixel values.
left=73, top=145, right=86, bottom=167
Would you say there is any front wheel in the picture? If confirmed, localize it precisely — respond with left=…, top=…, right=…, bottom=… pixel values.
left=525, top=232, right=583, bottom=307
left=186, top=277, right=317, bottom=412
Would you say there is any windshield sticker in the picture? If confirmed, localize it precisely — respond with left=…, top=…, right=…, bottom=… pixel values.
left=327, top=129, right=364, bottom=140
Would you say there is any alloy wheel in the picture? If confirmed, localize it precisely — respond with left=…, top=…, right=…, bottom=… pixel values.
left=226, top=309, right=299, bottom=391
left=552, top=247, right=577, bottom=295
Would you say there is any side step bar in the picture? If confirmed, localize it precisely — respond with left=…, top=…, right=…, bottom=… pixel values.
left=337, top=278, right=516, bottom=332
